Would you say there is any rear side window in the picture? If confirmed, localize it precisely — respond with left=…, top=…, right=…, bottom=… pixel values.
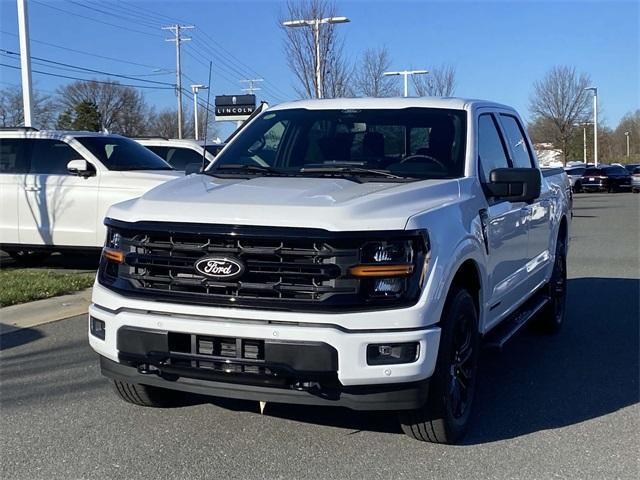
left=478, top=114, right=510, bottom=183
left=145, top=146, right=205, bottom=170
left=165, top=148, right=204, bottom=171
left=0, top=138, right=29, bottom=173
left=29, top=139, right=80, bottom=174
left=499, top=115, right=533, bottom=168
left=603, top=166, right=628, bottom=175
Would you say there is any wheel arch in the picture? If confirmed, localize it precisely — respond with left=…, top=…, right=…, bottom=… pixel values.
left=443, top=258, right=483, bottom=331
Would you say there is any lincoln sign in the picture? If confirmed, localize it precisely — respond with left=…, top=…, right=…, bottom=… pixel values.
left=215, top=94, right=256, bottom=122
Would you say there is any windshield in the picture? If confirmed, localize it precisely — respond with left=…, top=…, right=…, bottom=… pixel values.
left=77, top=136, right=173, bottom=171
left=207, top=108, right=467, bottom=181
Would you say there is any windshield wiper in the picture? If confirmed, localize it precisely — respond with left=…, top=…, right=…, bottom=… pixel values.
left=300, top=166, right=405, bottom=179
left=208, top=164, right=282, bottom=175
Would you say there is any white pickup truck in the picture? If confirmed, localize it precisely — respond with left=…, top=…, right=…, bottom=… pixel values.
left=89, top=98, right=571, bottom=443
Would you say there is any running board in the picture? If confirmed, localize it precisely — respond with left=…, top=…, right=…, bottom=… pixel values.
left=484, top=295, right=550, bottom=350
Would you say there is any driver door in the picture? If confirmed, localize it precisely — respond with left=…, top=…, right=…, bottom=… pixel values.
left=18, top=139, right=99, bottom=247
left=477, top=113, right=530, bottom=328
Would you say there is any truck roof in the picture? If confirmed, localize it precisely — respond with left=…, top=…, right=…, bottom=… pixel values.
left=269, top=96, right=514, bottom=112
left=0, top=129, right=124, bottom=140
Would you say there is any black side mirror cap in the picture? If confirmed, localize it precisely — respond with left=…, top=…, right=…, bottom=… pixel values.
left=486, top=167, right=541, bottom=203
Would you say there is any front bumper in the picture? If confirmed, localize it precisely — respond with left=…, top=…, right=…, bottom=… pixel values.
left=100, top=356, right=429, bottom=411
left=89, top=283, right=441, bottom=392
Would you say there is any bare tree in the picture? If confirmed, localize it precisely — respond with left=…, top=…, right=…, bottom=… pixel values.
left=353, top=47, right=398, bottom=97
left=0, top=86, right=57, bottom=128
left=57, top=80, right=151, bottom=136
left=613, top=109, right=640, bottom=158
left=529, top=66, right=592, bottom=164
left=147, top=107, right=219, bottom=140
left=280, top=0, right=351, bottom=98
left=412, top=64, right=457, bottom=97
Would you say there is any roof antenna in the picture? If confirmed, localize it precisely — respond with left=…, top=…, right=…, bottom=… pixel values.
left=200, top=61, right=213, bottom=173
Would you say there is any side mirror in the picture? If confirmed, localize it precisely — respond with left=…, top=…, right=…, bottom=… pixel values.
left=184, top=162, right=204, bottom=175
left=486, top=168, right=541, bottom=203
left=67, top=159, right=95, bottom=177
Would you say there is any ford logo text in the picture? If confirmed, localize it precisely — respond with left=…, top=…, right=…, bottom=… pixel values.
left=194, top=257, right=245, bottom=280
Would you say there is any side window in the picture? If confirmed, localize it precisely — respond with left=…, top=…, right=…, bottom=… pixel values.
left=0, top=138, right=30, bottom=173
left=145, top=146, right=170, bottom=161
left=499, top=114, right=533, bottom=168
left=29, top=139, right=81, bottom=174
left=478, top=114, right=510, bottom=183
left=165, top=148, right=204, bottom=171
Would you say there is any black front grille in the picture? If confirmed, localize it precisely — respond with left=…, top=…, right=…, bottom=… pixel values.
left=99, top=219, right=426, bottom=312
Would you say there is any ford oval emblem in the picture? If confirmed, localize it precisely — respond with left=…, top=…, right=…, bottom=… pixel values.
left=194, top=256, right=245, bottom=280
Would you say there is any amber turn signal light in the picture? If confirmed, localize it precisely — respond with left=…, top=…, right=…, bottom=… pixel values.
left=103, top=247, right=124, bottom=264
left=349, top=264, right=414, bottom=277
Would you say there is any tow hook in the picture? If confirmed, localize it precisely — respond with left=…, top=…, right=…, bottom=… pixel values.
left=293, top=381, right=321, bottom=392
left=137, top=363, right=160, bottom=375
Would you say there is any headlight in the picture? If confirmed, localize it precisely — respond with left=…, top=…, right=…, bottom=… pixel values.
left=362, top=240, right=413, bottom=264
left=349, top=235, right=429, bottom=302
left=102, top=228, right=124, bottom=264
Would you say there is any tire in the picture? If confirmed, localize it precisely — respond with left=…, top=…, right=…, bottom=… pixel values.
left=573, top=181, right=582, bottom=193
left=7, top=249, right=51, bottom=266
left=112, top=379, right=186, bottom=408
left=399, top=287, right=480, bottom=444
left=633, top=189, right=639, bottom=194
left=536, top=233, right=567, bottom=333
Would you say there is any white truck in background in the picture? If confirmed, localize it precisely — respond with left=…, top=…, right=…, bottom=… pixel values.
left=0, top=129, right=181, bottom=263
left=89, top=97, right=571, bottom=443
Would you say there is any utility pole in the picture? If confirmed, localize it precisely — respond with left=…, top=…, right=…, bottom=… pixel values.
left=383, top=70, right=429, bottom=97
left=585, top=87, right=598, bottom=167
left=625, top=131, right=630, bottom=157
left=240, top=78, right=263, bottom=95
left=16, top=0, right=33, bottom=127
left=282, top=16, right=350, bottom=99
left=163, top=24, right=193, bottom=139
left=191, top=84, right=208, bottom=140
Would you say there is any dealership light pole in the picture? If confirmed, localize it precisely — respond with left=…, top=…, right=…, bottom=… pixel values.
left=282, top=16, right=350, bottom=99
left=383, top=70, right=428, bottom=97
left=16, top=0, right=33, bottom=127
left=191, top=84, right=208, bottom=140
left=585, top=87, right=598, bottom=166
left=625, top=131, right=630, bottom=157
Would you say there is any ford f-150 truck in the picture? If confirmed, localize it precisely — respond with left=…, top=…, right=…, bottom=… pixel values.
left=89, top=97, right=571, bottom=444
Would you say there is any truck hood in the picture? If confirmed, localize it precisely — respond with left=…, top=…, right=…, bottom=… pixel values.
left=107, top=174, right=461, bottom=231
left=100, top=170, right=183, bottom=192
left=113, top=170, right=182, bottom=182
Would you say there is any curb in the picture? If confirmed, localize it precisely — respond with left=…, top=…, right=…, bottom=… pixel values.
left=0, top=288, right=92, bottom=335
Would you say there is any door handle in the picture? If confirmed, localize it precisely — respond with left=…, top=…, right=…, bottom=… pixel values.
left=23, top=186, right=41, bottom=192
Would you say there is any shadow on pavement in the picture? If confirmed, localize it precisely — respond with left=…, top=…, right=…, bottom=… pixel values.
left=193, top=277, right=640, bottom=441
left=0, top=250, right=100, bottom=271
left=0, top=325, right=44, bottom=350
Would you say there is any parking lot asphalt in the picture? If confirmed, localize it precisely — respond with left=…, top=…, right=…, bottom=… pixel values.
left=1, top=192, right=638, bottom=480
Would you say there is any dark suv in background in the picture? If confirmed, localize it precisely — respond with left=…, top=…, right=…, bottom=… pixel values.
left=580, top=165, right=631, bottom=192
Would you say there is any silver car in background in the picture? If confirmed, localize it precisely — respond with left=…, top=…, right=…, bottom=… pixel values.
left=631, top=166, right=640, bottom=193
left=564, top=166, right=586, bottom=192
